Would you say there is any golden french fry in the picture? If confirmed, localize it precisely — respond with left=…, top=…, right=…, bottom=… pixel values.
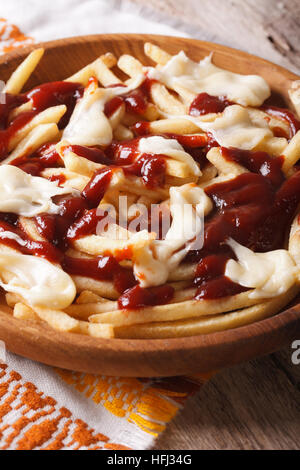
left=2, top=123, right=59, bottom=164
left=72, top=275, right=119, bottom=300
left=144, top=42, right=171, bottom=65
left=33, top=306, right=80, bottom=332
left=41, top=168, right=90, bottom=191
left=150, top=82, right=187, bottom=116
left=76, top=290, right=107, bottom=304
left=8, top=105, right=66, bottom=152
left=13, top=303, right=38, bottom=321
left=288, top=80, right=300, bottom=118
left=66, top=53, right=118, bottom=85
left=114, top=286, right=299, bottom=338
left=206, top=147, right=246, bottom=176
left=4, top=48, right=44, bottom=94
left=89, top=291, right=259, bottom=327
left=282, top=131, right=300, bottom=174
left=118, top=54, right=144, bottom=77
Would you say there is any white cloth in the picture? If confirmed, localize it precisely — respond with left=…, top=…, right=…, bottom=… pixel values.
left=0, top=0, right=188, bottom=42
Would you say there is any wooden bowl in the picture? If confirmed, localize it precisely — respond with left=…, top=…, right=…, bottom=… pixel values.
left=0, top=34, right=300, bottom=377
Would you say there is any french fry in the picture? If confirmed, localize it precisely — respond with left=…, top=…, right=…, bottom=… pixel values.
left=89, top=291, right=259, bottom=327
left=206, top=147, right=246, bottom=176
left=65, top=300, right=117, bottom=320
left=8, top=105, right=66, bottom=153
left=76, top=290, right=107, bottom=304
left=118, top=54, right=144, bottom=77
left=13, top=303, right=38, bottom=321
left=142, top=118, right=202, bottom=134
left=114, top=286, right=299, bottom=338
left=6, top=293, right=22, bottom=308
left=2, top=123, right=59, bottom=164
left=57, top=143, right=105, bottom=177
left=72, top=275, right=120, bottom=300
left=150, top=82, right=187, bottom=116
left=282, top=131, right=300, bottom=174
left=4, top=48, right=44, bottom=94
left=66, top=52, right=118, bottom=85
left=114, top=123, right=134, bottom=140
left=41, top=168, right=90, bottom=191
left=288, top=80, right=300, bottom=118
left=144, top=43, right=171, bottom=65
left=33, top=306, right=80, bottom=332
left=77, top=321, right=114, bottom=338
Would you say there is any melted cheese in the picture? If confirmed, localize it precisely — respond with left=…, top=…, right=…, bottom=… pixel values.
left=63, top=74, right=145, bottom=147
left=187, top=105, right=273, bottom=150
left=0, top=165, right=75, bottom=217
left=0, top=251, right=76, bottom=308
left=148, top=51, right=270, bottom=106
left=133, top=184, right=212, bottom=287
left=225, top=238, right=296, bottom=299
left=63, top=87, right=113, bottom=146
left=138, top=136, right=201, bottom=175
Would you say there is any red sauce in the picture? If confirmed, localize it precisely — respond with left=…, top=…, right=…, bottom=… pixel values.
left=48, top=174, right=66, bottom=186
left=195, top=277, right=247, bottom=299
left=25, top=81, right=83, bottom=128
left=165, top=133, right=207, bottom=148
left=35, top=196, right=87, bottom=251
left=183, top=147, right=300, bottom=299
left=61, top=144, right=112, bottom=165
left=260, top=105, right=300, bottom=139
left=66, top=208, right=106, bottom=241
left=105, top=77, right=157, bottom=117
left=189, top=93, right=232, bottom=116
left=81, top=168, right=113, bottom=207
left=123, top=154, right=166, bottom=188
left=0, top=82, right=83, bottom=160
left=0, top=217, right=62, bottom=263
left=104, top=96, right=124, bottom=118
left=106, top=139, right=141, bottom=165
left=63, top=255, right=136, bottom=293
left=132, top=121, right=151, bottom=136
left=221, top=147, right=284, bottom=187
left=118, top=284, right=174, bottom=309
left=11, top=142, right=62, bottom=175
left=0, top=93, right=27, bottom=129
left=105, top=138, right=167, bottom=188
left=193, top=252, right=247, bottom=299
left=123, top=77, right=157, bottom=116
left=0, top=111, right=36, bottom=160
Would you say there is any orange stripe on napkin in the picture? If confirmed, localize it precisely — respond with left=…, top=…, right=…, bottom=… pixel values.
left=0, top=18, right=34, bottom=53
left=0, top=364, right=130, bottom=450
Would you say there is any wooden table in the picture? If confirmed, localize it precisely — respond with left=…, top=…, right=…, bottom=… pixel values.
left=128, top=0, right=300, bottom=450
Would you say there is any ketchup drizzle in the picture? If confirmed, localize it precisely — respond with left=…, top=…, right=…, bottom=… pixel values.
left=189, top=93, right=233, bottom=116
left=118, top=284, right=174, bottom=309
left=260, top=104, right=300, bottom=139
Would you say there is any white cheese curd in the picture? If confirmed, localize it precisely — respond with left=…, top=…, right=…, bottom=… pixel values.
left=186, top=105, right=273, bottom=150
left=0, top=165, right=75, bottom=217
left=133, top=184, right=212, bottom=287
left=106, top=73, right=145, bottom=96
left=63, top=74, right=145, bottom=147
left=63, top=87, right=113, bottom=146
left=225, top=238, right=297, bottom=299
left=138, top=136, right=201, bottom=175
left=0, top=251, right=76, bottom=309
left=147, top=51, right=270, bottom=107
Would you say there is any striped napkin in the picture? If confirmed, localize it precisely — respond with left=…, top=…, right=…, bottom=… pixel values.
left=0, top=4, right=210, bottom=450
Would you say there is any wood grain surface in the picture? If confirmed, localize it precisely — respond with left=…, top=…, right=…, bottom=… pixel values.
left=124, top=0, right=300, bottom=450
